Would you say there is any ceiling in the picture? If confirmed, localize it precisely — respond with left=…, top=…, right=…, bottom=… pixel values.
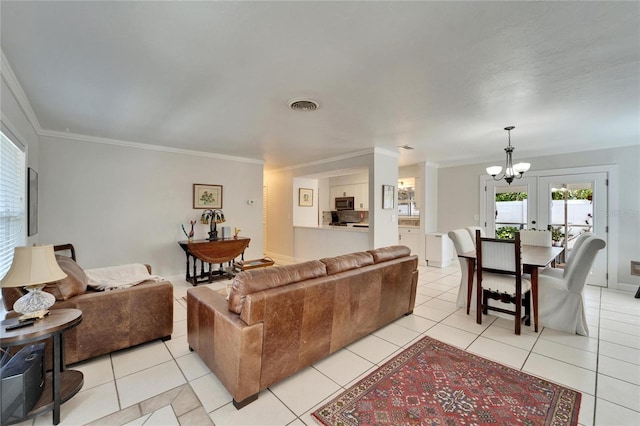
left=1, top=1, right=638, bottom=170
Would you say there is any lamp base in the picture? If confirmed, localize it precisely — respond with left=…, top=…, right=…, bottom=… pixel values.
left=13, top=285, right=55, bottom=318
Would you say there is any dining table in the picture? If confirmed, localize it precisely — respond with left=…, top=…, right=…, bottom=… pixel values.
left=458, top=245, right=564, bottom=332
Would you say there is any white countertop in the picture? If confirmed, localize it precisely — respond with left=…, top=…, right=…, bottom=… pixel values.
left=295, top=225, right=369, bottom=233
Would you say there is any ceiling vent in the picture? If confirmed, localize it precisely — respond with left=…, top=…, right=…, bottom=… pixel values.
left=398, top=144, right=415, bottom=150
left=288, top=98, right=319, bottom=111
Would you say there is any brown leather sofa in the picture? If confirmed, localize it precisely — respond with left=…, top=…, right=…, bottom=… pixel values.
left=2, top=244, right=173, bottom=366
left=187, top=245, right=418, bottom=408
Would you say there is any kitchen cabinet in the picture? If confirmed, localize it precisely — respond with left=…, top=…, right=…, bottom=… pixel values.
left=399, top=227, right=421, bottom=257
left=426, top=233, right=454, bottom=268
left=354, top=183, right=368, bottom=210
left=330, top=183, right=368, bottom=211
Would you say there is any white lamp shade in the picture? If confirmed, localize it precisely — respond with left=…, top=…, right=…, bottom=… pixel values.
left=486, top=166, right=502, bottom=176
left=0, top=245, right=67, bottom=288
left=513, top=162, right=531, bottom=173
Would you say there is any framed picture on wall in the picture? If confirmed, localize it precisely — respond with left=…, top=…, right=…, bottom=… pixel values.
left=299, top=188, right=313, bottom=207
left=382, top=184, right=394, bottom=209
left=193, top=184, right=223, bottom=209
left=28, top=167, right=38, bottom=236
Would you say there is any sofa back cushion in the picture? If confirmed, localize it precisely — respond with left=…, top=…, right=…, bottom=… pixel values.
left=320, top=252, right=374, bottom=275
left=228, top=260, right=327, bottom=314
left=43, top=255, right=89, bottom=301
left=367, top=245, right=411, bottom=263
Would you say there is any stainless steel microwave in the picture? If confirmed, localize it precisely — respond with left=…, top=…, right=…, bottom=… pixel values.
left=335, top=197, right=355, bottom=211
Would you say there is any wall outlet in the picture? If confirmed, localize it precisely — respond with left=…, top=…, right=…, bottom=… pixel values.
left=631, top=261, right=640, bottom=276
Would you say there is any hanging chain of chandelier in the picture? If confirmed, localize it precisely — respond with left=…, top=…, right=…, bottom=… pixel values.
left=486, top=126, right=530, bottom=185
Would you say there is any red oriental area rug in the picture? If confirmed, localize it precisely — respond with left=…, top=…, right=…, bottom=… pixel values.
left=312, top=336, right=580, bottom=426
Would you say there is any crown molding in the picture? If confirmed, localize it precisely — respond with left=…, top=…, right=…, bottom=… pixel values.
left=274, top=148, right=376, bottom=173
left=373, top=147, right=400, bottom=158
left=38, top=129, right=264, bottom=165
left=0, top=114, right=28, bottom=150
left=1, top=50, right=42, bottom=134
left=274, top=146, right=401, bottom=173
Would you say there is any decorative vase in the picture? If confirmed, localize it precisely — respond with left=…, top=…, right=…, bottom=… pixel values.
left=13, top=284, right=56, bottom=317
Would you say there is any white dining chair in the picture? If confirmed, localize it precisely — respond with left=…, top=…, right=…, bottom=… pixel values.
left=537, top=235, right=605, bottom=336
left=541, top=232, right=593, bottom=279
left=465, top=226, right=486, bottom=246
left=448, top=229, right=476, bottom=314
left=519, top=229, right=552, bottom=247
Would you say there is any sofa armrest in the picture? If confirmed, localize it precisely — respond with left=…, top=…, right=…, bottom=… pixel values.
left=187, top=287, right=263, bottom=404
left=62, top=280, right=173, bottom=363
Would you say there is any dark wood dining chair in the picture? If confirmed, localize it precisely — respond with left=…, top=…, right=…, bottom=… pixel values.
left=476, top=230, right=532, bottom=335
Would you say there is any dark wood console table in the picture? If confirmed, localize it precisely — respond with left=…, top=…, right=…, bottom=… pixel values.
left=1, top=309, right=84, bottom=425
left=178, top=237, right=250, bottom=285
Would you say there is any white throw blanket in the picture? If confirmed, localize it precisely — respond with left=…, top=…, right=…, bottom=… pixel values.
left=85, top=263, right=165, bottom=291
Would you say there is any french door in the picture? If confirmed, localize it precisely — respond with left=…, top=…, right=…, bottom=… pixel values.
left=483, top=171, right=608, bottom=287
left=484, top=177, right=538, bottom=238
left=538, top=173, right=608, bottom=286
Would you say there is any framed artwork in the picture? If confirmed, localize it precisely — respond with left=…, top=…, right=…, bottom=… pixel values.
left=193, top=184, right=223, bottom=209
left=382, top=184, right=395, bottom=209
left=28, top=168, right=38, bottom=236
left=298, top=188, right=313, bottom=207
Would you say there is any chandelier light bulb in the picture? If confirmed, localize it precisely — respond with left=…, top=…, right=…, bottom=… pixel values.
left=486, top=166, right=502, bottom=176
left=513, top=162, right=531, bottom=174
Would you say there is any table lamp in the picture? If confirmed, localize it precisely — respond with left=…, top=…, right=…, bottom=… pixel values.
left=0, top=245, right=67, bottom=320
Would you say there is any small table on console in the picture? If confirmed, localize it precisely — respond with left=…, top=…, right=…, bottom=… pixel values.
left=1, top=308, right=84, bottom=425
left=179, top=237, right=251, bottom=285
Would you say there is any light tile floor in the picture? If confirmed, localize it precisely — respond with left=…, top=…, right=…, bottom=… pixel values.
left=17, top=263, right=640, bottom=426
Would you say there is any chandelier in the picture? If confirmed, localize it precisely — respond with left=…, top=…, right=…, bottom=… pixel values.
left=486, top=126, right=530, bottom=185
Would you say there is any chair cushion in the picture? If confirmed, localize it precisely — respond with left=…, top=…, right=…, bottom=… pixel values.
left=481, top=272, right=531, bottom=294
left=43, top=255, right=89, bottom=301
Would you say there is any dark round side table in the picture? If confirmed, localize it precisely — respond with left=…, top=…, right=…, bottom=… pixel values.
left=1, top=308, right=84, bottom=425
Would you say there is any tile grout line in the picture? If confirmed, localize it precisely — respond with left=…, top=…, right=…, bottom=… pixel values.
left=592, top=285, right=602, bottom=426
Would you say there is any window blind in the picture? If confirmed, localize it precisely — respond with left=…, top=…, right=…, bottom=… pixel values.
left=0, top=129, right=26, bottom=279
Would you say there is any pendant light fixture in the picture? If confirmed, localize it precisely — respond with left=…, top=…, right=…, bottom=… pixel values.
left=486, top=126, right=530, bottom=185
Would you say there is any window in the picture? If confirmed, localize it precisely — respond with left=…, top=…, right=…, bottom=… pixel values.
left=0, top=129, right=26, bottom=279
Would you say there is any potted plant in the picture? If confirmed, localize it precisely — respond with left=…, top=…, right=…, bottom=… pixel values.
left=551, top=226, right=564, bottom=246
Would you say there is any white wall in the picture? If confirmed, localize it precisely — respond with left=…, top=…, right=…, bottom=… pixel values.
left=264, top=168, right=294, bottom=262
left=292, top=177, right=318, bottom=227
left=329, top=171, right=368, bottom=186
left=438, top=145, right=640, bottom=287
left=371, top=151, right=400, bottom=249
left=38, top=135, right=264, bottom=276
left=424, top=163, right=438, bottom=233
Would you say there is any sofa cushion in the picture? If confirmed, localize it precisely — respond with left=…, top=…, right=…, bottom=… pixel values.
left=320, top=252, right=374, bottom=275
left=228, top=260, right=327, bottom=314
left=367, top=245, right=411, bottom=263
left=44, top=255, right=89, bottom=301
